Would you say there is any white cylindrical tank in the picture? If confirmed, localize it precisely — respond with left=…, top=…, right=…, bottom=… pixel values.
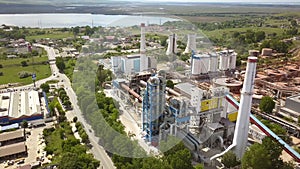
left=229, top=53, right=237, bottom=70
left=200, top=54, right=210, bottom=74
left=184, top=34, right=197, bottom=54
left=191, top=54, right=209, bottom=75
left=209, top=53, right=218, bottom=72
left=219, top=54, right=229, bottom=71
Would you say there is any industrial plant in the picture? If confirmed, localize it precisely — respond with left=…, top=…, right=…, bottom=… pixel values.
left=106, top=23, right=300, bottom=165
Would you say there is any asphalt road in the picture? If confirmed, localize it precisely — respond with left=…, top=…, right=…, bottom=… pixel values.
left=35, top=44, right=116, bottom=169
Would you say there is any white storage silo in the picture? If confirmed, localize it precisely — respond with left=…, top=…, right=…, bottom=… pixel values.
left=209, top=53, right=218, bottom=72
left=229, top=52, right=237, bottom=70
left=192, top=54, right=210, bottom=74
left=219, top=54, right=229, bottom=71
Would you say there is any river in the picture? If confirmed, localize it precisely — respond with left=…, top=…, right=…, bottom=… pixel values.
left=0, top=13, right=178, bottom=28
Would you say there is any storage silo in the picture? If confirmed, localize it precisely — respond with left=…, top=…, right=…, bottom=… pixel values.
left=191, top=54, right=209, bottom=75
left=209, top=53, right=218, bottom=72
left=229, top=52, right=237, bottom=70
left=219, top=53, right=229, bottom=71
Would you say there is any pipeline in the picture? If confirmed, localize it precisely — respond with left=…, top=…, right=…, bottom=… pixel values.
left=120, top=83, right=143, bottom=102
left=225, top=94, right=300, bottom=162
left=140, top=80, right=181, bottom=97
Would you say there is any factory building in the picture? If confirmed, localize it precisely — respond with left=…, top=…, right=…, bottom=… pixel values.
left=111, top=23, right=155, bottom=75
left=0, top=90, right=43, bottom=125
left=111, top=55, right=141, bottom=75
left=142, top=70, right=166, bottom=142
left=279, top=94, right=300, bottom=121
left=0, top=130, right=27, bottom=160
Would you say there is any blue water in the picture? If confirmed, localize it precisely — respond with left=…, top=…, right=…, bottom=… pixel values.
left=0, top=13, right=178, bottom=28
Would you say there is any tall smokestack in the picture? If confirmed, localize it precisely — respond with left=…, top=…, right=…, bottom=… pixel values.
left=166, top=34, right=177, bottom=55
left=184, top=34, right=196, bottom=54
left=140, top=23, right=148, bottom=71
left=233, top=56, right=257, bottom=159
left=210, top=56, right=258, bottom=161
left=140, top=23, right=146, bottom=54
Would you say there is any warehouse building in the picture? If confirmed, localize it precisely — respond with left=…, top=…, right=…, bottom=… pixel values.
left=0, top=90, right=43, bottom=125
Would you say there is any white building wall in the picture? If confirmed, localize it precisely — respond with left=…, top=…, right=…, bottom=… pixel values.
left=190, top=87, right=203, bottom=113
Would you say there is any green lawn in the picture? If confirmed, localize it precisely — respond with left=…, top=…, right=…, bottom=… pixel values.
left=1, top=56, right=48, bottom=65
left=203, top=27, right=285, bottom=40
left=0, top=56, right=51, bottom=85
left=26, top=31, right=73, bottom=41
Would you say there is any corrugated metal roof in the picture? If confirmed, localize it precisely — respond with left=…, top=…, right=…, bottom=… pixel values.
left=0, top=141, right=26, bottom=158
left=0, top=129, right=24, bottom=142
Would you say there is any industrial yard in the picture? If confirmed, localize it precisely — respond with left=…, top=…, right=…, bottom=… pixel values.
left=93, top=22, right=300, bottom=167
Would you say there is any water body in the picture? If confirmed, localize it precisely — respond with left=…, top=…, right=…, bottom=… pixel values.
left=0, top=13, right=178, bottom=28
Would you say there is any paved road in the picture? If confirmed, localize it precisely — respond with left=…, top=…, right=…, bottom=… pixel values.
left=35, top=44, right=116, bottom=169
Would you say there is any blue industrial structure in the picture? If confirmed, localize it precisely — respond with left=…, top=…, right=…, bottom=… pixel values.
left=142, top=71, right=166, bottom=142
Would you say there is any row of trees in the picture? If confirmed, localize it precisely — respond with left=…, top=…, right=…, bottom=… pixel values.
left=58, top=87, right=72, bottom=109
left=75, top=121, right=89, bottom=144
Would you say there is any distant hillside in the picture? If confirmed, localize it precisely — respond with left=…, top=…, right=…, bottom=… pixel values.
left=0, top=0, right=125, bottom=5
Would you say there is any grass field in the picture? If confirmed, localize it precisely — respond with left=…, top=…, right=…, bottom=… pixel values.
left=26, top=31, right=73, bottom=41
left=203, top=27, right=285, bottom=40
left=0, top=56, right=51, bottom=85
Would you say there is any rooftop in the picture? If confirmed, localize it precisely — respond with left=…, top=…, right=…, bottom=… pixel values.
left=287, top=94, right=300, bottom=104
left=0, top=90, right=41, bottom=119
left=174, top=82, right=195, bottom=97
left=0, top=141, right=26, bottom=158
left=0, top=129, right=24, bottom=142
left=0, top=93, right=10, bottom=117
left=214, top=77, right=243, bottom=87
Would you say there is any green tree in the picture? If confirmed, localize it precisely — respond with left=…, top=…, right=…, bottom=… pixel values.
left=194, top=163, right=204, bottom=169
left=259, top=96, right=275, bottom=114
left=255, top=31, right=266, bottom=42
left=242, top=137, right=292, bottom=169
left=59, top=152, right=80, bottom=169
left=291, top=20, right=297, bottom=27
left=56, top=57, right=66, bottom=73
left=21, top=61, right=28, bottom=67
left=222, top=151, right=240, bottom=168
left=166, top=80, right=174, bottom=89
left=73, top=116, right=78, bottom=123
left=40, top=83, right=50, bottom=93
left=72, top=26, right=80, bottom=37
left=0, top=64, right=3, bottom=68
left=21, top=120, right=28, bottom=128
